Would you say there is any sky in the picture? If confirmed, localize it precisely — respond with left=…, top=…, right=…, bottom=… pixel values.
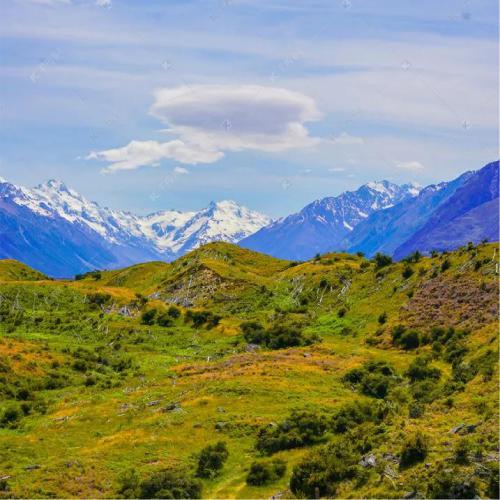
left=0, top=0, right=498, bottom=217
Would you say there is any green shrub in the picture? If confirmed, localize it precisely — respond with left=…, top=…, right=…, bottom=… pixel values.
left=402, top=265, right=414, bottom=279
left=373, top=253, right=393, bottom=269
left=405, top=356, right=441, bottom=382
left=118, top=468, right=140, bottom=498
left=378, top=312, right=387, bottom=324
left=290, top=437, right=364, bottom=498
left=186, top=310, right=221, bottom=329
left=331, top=400, right=388, bottom=433
left=167, top=306, right=181, bottom=319
left=398, top=330, right=420, bottom=350
left=342, top=361, right=398, bottom=399
left=400, top=431, right=428, bottom=468
left=441, top=259, right=451, bottom=272
left=256, top=410, right=327, bottom=455
left=426, top=466, right=478, bottom=499
left=141, top=309, right=157, bottom=326
left=138, top=469, right=202, bottom=499
left=196, top=441, right=229, bottom=478
left=156, top=313, right=173, bottom=327
left=1, top=403, right=22, bottom=428
left=453, top=438, right=471, bottom=465
left=246, top=459, right=286, bottom=486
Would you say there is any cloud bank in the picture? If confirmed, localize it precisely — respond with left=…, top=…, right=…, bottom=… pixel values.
left=88, top=85, right=321, bottom=173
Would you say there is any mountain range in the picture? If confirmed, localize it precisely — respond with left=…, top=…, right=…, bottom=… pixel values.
left=0, top=160, right=497, bottom=276
left=0, top=179, right=270, bottom=277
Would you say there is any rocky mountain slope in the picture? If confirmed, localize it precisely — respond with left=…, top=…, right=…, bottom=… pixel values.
left=239, top=180, right=421, bottom=260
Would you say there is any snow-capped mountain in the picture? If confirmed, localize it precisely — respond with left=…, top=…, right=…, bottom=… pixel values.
left=0, top=179, right=271, bottom=276
left=239, top=180, right=421, bottom=260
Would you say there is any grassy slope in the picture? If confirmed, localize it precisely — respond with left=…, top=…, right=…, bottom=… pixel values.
left=0, top=242, right=498, bottom=498
left=0, top=259, right=48, bottom=282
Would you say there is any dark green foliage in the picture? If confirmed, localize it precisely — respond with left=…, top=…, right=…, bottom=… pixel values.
left=373, top=253, right=393, bottom=269
left=408, top=403, right=424, bottom=418
left=167, top=306, right=181, bottom=319
left=256, top=410, right=327, bottom=454
left=290, top=437, right=364, bottom=498
left=75, top=270, right=102, bottom=281
left=426, top=466, right=478, bottom=499
left=400, top=431, right=428, bottom=468
left=404, top=251, right=422, bottom=263
left=156, top=313, right=173, bottom=327
left=141, top=309, right=157, bottom=325
left=378, top=312, right=387, bottom=324
left=441, top=259, right=451, bottom=272
left=138, top=469, right=202, bottom=499
left=342, top=361, right=398, bottom=399
left=405, top=356, right=441, bottom=382
left=454, top=438, right=471, bottom=465
left=240, top=321, right=267, bottom=344
left=246, top=459, right=286, bottom=486
left=337, top=307, right=347, bottom=318
left=118, top=468, right=140, bottom=498
left=402, top=265, right=414, bottom=279
left=0, top=403, right=22, bottom=428
left=185, top=310, right=221, bottom=329
left=87, top=292, right=111, bottom=307
left=240, top=322, right=318, bottom=350
left=331, top=400, right=388, bottom=433
left=196, top=441, right=229, bottom=478
left=397, top=329, right=420, bottom=350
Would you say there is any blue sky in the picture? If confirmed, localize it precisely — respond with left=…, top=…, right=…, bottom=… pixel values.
left=0, top=0, right=498, bottom=217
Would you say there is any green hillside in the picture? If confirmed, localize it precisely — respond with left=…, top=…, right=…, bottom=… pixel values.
left=0, top=259, right=48, bottom=282
left=0, top=242, right=498, bottom=499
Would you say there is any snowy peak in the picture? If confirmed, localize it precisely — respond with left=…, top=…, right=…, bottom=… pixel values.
left=239, top=179, right=422, bottom=261
left=0, top=178, right=271, bottom=258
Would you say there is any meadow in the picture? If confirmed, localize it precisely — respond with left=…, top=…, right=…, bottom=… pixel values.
left=0, top=242, right=498, bottom=498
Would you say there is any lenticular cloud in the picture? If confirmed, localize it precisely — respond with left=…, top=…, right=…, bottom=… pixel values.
left=87, top=84, right=322, bottom=173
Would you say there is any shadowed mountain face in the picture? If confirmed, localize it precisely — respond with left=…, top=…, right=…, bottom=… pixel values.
left=239, top=181, right=420, bottom=260
left=393, top=160, right=499, bottom=259
left=344, top=172, right=474, bottom=257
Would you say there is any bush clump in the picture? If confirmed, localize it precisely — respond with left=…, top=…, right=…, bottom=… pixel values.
left=342, top=360, right=399, bottom=399
left=400, top=431, right=428, bottom=468
left=373, top=253, right=393, bottom=269
left=246, top=459, right=286, bottom=486
left=240, top=322, right=319, bottom=350
left=331, top=400, right=389, bottom=433
left=290, top=437, right=364, bottom=498
left=196, top=441, right=228, bottom=478
left=391, top=325, right=421, bottom=350
left=256, top=410, right=327, bottom=454
left=137, top=468, right=202, bottom=499
left=185, top=310, right=221, bottom=329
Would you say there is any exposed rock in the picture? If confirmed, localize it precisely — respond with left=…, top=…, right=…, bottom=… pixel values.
left=360, top=453, right=377, bottom=468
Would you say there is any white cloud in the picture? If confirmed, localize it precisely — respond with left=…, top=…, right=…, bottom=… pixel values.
left=95, top=0, right=111, bottom=6
left=173, top=166, right=189, bottom=175
left=87, top=140, right=223, bottom=173
left=330, top=132, right=364, bottom=145
left=89, top=85, right=322, bottom=172
left=329, top=167, right=345, bottom=172
left=394, top=160, right=425, bottom=170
